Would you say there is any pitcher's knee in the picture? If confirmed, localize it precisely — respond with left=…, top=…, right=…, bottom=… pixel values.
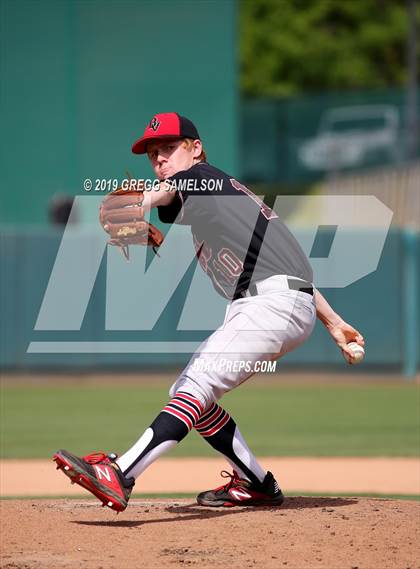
left=169, top=376, right=215, bottom=410
left=168, top=382, right=176, bottom=399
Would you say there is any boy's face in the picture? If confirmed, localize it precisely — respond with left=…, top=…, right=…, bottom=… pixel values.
left=147, top=138, right=201, bottom=180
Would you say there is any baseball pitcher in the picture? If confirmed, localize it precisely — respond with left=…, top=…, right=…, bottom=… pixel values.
left=54, top=113, right=364, bottom=511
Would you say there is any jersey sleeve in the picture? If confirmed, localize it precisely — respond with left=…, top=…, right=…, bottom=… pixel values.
left=156, top=191, right=184, bottom=223
left=157, top=166, right=207, bottom=225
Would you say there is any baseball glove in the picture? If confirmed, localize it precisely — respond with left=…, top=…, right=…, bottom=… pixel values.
left=99, top=187, right=164, bottom=260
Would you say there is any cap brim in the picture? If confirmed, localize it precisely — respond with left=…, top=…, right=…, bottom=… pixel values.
left=132, top=134, right=185, bottom=154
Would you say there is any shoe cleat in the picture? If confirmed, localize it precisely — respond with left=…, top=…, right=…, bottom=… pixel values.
left=197, top=470, right=284, bottom=507
left=53, top=449, right=133, bottom=512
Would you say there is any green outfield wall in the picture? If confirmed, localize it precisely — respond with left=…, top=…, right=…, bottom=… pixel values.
left=0, top=228, right=418, bottom=375
left=1, top=2, right=418, bottom=376
left=0, top=0, right=238, bottom=224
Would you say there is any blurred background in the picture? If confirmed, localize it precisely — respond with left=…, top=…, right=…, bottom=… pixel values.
left=0, top=1, right=419, bottom=480
left=1, top=0, right=418, bottom=375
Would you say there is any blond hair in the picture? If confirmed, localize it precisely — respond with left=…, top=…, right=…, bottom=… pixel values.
left=182, top=138, right=207, bottom=162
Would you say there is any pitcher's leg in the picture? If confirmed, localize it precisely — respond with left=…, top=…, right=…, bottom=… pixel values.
left=54, top=391, right=204, bottom=511
left=194, top=402, right=266, bottom=484
left=117, top=391, right=203, bottom=479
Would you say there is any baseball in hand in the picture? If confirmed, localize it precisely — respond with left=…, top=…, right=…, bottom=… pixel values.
left=344, top=342, right=365, bottom=365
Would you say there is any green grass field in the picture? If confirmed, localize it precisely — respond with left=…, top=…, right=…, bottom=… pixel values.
left=1, top=380, right=419, bottom=459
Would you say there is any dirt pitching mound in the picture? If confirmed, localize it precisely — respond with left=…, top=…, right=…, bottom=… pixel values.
left=1, top=498, right=418, bottom=569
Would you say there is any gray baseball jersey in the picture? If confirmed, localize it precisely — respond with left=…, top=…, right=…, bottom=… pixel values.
left=158, top=162, right=313, bottom=299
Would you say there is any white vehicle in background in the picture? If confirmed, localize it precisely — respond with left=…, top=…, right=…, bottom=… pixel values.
left=298, top=105, right=400, bottom=170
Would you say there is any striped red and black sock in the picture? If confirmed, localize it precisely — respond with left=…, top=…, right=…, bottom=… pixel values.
left=162, top=391, right=204, bottom=431
left=117, top=392, right=203, bottom=480
left=195, top=402, right=230, bottom=437
left=195, top=403, right=266, bottom=485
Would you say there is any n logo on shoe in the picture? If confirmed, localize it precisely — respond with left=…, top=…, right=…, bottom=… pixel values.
left=230, top=488, right=252, bottom=501
left=94, top=465, right=112, bottom=482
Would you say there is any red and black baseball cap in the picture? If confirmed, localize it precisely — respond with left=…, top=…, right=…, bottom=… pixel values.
left=132, top=112, right=200, bottom=154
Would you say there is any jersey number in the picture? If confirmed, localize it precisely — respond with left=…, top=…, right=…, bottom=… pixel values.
left=230, top=178, right=278, bottom=220
left=194, top=238, right=243, bottom=286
